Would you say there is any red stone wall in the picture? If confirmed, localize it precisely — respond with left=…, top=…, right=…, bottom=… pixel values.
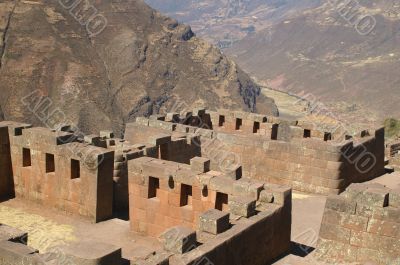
left=125, top=116, right=385, bottom=195
left=128, top=157, right=226, bottom=237
left=0, top=122, right=115, bottom=222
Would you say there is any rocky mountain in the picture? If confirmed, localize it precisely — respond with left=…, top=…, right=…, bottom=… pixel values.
left=144, top=0, right=400, bottom=126
left=0, top=0, right=277, bottom=136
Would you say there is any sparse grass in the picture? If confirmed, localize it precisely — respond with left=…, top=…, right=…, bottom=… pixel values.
left=0, top=205, right=76, bottom=252
left=384, top=118, right=400, bottom=139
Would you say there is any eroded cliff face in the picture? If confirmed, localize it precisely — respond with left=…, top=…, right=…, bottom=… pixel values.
left=0, top=0, right=277, bottom=135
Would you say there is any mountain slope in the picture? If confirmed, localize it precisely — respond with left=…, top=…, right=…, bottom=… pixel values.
left=0, top=0, right=277, bottom=135
left=144, top=0, right=321, bottom=47
left=226, top=1, right=400, bottom=120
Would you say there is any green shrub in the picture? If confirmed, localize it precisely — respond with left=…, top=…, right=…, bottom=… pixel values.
left=384, top=118, right=400, bottom=139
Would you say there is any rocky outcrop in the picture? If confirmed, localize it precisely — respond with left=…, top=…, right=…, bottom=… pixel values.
left=0, top=0, right=277, bottom=136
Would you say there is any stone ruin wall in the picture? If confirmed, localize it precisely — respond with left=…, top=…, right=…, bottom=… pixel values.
left=128, top=156, right=292, bottom=265
left=0, top=119, right=293, bottom=265
left=316, top=183, right=400, bottom=264
left=0, top=122, right=115, bottom=223
left=386, top=139, right=400, bottom=171
left=125, top=109, right=385, bottom=195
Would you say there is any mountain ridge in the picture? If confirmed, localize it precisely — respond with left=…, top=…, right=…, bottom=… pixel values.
left=0, top=0, right=278, bottom=135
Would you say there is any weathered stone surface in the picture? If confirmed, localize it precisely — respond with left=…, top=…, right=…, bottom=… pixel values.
left=58, top=242, right=122, bottom=265
left=228, top=196, right=256, bottom=218
left=316, top=183, right=400, bottom=265
left=159, top=226, right=197, bottom=254
left=325, top=195, right=356, bottom=214
left=190, top=157, right=210, bottom=173
left=0, top=224, right=27, bottom=243
left=199, top=209, right=230, bottom=235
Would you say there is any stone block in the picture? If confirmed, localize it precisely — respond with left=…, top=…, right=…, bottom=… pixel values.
left=325, top=195, right=356, bottom=214
left=228, top=196, right=256, bottom=218
left=223, top=165, right=242, bottom=180
left=367, top=218, right=400, bottom=237
left=259, top=190, right=274, bottom=203
left=0, top=241, right=39, bottom=263
left=133, top=252, right=170, bottom=265
left=100, top=130, right=114, bottom=139
left=199, top=209, right=230, bottom=235
left=209, top=176, right=234, bottom=195
left=190, top=157, right=210, bottom=173
left=361, top=188, right=390, bottom=208
left=319, top=222, right=351, bottom=244
left=266, top=185, right=291, bottom=206
left=340, top=214, right=369, bottom=232
left=84, top=134, right=102, bottom=145
left=159, top=226, right=197, bottom=254
left=165, top=113, right=180, bottom=123
left=389, top=188, right=400, bottom=208
left=0, top=224, right=27, bottom=243
left=192, top=108, right=206, bottom=117
left=150, top=134, right=171, bottom=146
left=149, top=115, right=165, bottom=121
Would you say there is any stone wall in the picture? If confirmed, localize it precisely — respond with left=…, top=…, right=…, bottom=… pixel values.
left=128, top=157, right=292, bottom=265
left=125, top=121, right=201, bottom=165
left=0, top=122, right=115, bottom=222
left=316, top=183, right=400, bottom=264
left=0, top=125, right=14, bottom=201
left=124, top=109, right=385, bottom=195
left=386, top=139, right=400, bottom=157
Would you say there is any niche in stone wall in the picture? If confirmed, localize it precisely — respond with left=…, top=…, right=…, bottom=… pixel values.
left=148, top=177, right=160, bottom=199
left=324, top=132, right=332, bottom=141
left=219, top=115, right=225, bottom=127
left=303, top=129, right=311, bottom=138
left=215, top=192, right=228, bottom=211
left=180, top=184, right=193, bottom=207
left=45, top=153, right=55, bottom=173
left=271, top=124, right=279, bottom=140
left=253, top=122, right=260, bottom=133
left=71, top=159, right=80, bottom=179
left=235, top=118, right=242, bottom=130
left=22, top=148, right=31, bottom=167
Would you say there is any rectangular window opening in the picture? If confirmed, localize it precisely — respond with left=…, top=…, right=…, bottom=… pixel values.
left=304, top=129, right=311, bottom=138
left=22, top=148, right=31, bottom=167
left=218, top=115, right=225, bottom=127
left=215, top=192, right=228, bottom=211
left=253, top=122, right=260, bottom=133
left=324, top=132, right=332, bottom=141
left=71, top=159, right=80, bottom=179
left=235, top=118, right=242, bottom=130
left=180, top=184, right=193, bottom=207
left=271, top=124, right=279, bottom=140
left=46, top=153, right=55, bottom=173
left=148, top=177, right=160, bottom=199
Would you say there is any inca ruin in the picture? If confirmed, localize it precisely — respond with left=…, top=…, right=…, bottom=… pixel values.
left=0, top=107, right=398, bottom=264
left=0, top=0, right=399, bottom=264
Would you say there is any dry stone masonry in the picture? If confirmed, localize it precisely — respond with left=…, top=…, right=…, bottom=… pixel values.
left=316, top=183, right=400, bottom=264
left=0, top=118, right=292, bottom=265
left=0, top=108, right=392, bottom=265
left=125, top=108, right=385, bottom=195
